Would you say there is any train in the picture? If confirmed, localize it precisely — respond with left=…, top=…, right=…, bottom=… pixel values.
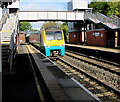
left=29, top=26, right=65, bottom=57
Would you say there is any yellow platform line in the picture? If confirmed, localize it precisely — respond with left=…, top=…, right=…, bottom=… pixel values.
left=26, top=45, right=45, bottom=101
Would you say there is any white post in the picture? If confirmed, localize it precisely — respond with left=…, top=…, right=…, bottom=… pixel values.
left=0, top=43, right=1, bottom=72
left=0, top=8, right=1, bottom=16
left=115, top=31, right=118, bottom=48
left=0, top=7, right=2, bottom=72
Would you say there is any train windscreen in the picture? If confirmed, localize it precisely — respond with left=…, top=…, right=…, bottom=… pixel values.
left=46, top=31, right=62, bottom=40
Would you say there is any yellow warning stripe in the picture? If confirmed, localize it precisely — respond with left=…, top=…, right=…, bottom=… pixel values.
left=1, top=42, right=10, bottom=44
left=9, top=18, right=16, bottom=20
left=0, top=31, right=12, bottom=33
left=6, top=23, right=14, bottom=25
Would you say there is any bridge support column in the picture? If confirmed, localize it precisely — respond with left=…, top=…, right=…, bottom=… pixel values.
left=76, top=22, right=81, bottom=44
left=83, top=21, right=86, bottom=45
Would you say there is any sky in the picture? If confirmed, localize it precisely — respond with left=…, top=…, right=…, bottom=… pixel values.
left=20, top=0, right=92, bottom=11
left=19, top=0, right=92, bottom=30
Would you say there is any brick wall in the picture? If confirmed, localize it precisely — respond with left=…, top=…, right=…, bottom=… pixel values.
left=86, top=30, right=107, bottom=46
left=69, top=32, right=82, bottom=44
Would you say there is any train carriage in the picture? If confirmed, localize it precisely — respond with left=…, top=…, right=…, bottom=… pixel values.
left=29, top=26, right=65, bottom=57
left=29, top=31, right=40, bottom=47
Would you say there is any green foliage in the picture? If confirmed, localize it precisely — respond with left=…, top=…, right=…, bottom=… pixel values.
left=60, top=22, right=68, bottom=35
left=107, top=2, right=120, bottom=16
left=60, top=22, right=68, bottom=43
left=89, top=0, right=108, bottom=14
left=19, top=22, right=32, bottom=31
left=40, top=21, right=60, bottom=30
left=89, top=0, right=120, bottom=16
left=30, top=29, right=38, bottom=31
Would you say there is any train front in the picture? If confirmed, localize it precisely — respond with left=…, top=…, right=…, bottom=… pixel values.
left=43, top=27, right=65, bottom=57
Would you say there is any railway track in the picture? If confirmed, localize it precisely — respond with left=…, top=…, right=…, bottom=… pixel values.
left=31, top=44, right=120, bottom=101
left=50, top=53, right=120, bottom=102
left=66, top=50, right=120, bottom=75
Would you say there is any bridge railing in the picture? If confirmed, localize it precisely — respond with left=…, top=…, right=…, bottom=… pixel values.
left=19, top=11, right=84, bottom=21
left=95, top=12, right=119, bottom=29
left=9, top=12, right=19, bottom=71
left=84, top=11, right=100, bottom=23
left=84, top=11, right=120, bottom=29
left=0, top=10, right=9, bottom=31
left=109, top=15, right=120, bottom=28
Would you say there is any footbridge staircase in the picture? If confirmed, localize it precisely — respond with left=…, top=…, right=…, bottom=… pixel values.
left=0, top=11, right=19, bottom=73
left=84, top=12, right=120, bottom=30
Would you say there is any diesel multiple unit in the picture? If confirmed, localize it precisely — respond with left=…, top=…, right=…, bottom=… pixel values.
left=29, top=26, right=65, bottom=56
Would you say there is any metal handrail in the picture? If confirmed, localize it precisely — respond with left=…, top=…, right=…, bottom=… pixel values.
left=109, top=15, right=120, bottom=28
left=84, top=11, right=100, bottom=23
left=84, top=11, right=120, bottom=29
left=9, top=11, right=19, bottom=71
left=0, top=10, right=9, bottom=31
left=95, top=12, right=119, bottom=29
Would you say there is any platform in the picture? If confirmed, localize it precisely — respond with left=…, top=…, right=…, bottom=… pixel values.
left=3, top=44, right=102, bottom=101
left=2, top=44, right=40, bottom=102
left=66, top=44, right=120, bottom=64
left=27, top=44, right=101, bottom=102
left=66, top=44, right=120, bottom=53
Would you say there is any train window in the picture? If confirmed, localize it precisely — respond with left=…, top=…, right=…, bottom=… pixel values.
left=46, top=31, right=62, bottom=40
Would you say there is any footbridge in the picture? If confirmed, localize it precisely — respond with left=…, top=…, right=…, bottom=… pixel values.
left=19, top=11, right=85, bottom=22
left=19, top=11, right=120, bottom=30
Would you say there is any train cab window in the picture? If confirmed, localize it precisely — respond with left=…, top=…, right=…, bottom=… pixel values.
left=46, top=31, right=62, bottom=40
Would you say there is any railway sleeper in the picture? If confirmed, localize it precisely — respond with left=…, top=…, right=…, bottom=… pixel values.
left=103, top=92, right=114, bottom=96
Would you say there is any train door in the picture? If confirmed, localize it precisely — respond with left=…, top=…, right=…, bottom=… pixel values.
left=40, top=32, right=44, bottom=47
left=39, top=34, right=41, bottom=46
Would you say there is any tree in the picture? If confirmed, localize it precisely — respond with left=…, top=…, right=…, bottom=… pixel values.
left=89, top=0, right=108, bottom=14
left=30, top=29, right=38, bottom=31
left=40, top=21, right=60, bottom=30
left=107, top=1, right=120, bottom=16
left=88, top=0, right=120, bottom=16
left=19, top=22, right=32, bottom=31
left=60, top=22, right=68, bottom=43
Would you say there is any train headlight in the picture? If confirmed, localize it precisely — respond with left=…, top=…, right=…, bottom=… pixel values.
left=60, top=45, right=64, bottom=47
left=46, top=45, right=50, bottom=47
